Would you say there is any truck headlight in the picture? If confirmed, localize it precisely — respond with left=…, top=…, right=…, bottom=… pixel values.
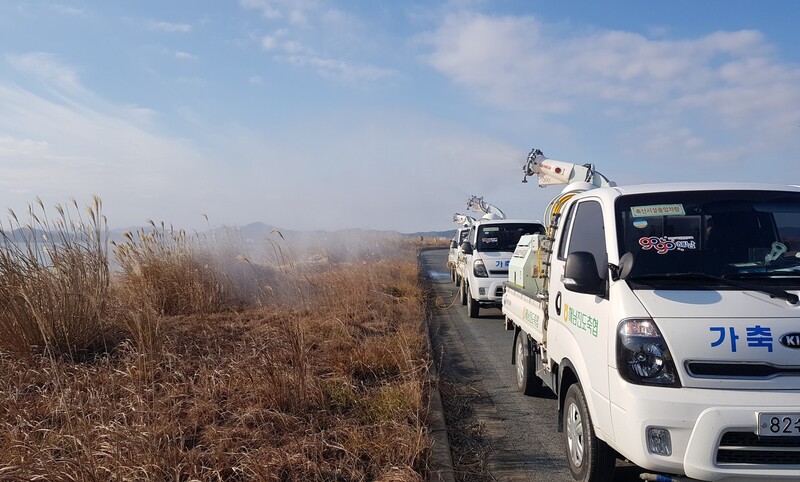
left=473, top=259, right=489, bottom=277
left=616, top=319, right=681, bottom=387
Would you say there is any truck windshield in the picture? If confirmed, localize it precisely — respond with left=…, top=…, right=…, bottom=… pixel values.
left=615, top=190, right=800, bottom=286
left=476, top=223, right=544, bottom=252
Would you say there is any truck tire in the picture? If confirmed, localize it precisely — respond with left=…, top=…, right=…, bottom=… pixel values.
left=467, top=290, right=480, bottom=318
left=515, top=334, right=542, bottom=395
left=563, top=384, right=616, bottom=482
left=460, top=279, right=467, bottom=306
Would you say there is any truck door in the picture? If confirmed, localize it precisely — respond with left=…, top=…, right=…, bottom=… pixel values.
left=549, top=199, right=613, bottom=435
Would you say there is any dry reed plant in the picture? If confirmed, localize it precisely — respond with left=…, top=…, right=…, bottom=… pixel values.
left=113, top=222, right=225, bottom=317
left=1, top=233, right=432, bottom=480
left=0, top=197, right=110, bottom=358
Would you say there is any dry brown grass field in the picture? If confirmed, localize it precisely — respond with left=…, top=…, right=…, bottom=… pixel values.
left=0, top=199, right=432, bottom=481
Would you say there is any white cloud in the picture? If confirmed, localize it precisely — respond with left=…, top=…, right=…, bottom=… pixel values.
left=257, top=26, right=393, bottom=82
left=7, top=52, right=82, bottom=91
left=50, top=4, right=84, bottom=15
left=240, top=0, right=282, bottom=19
left=261, top=29, right=288, bottom=50
left=289, top=9, right=308, bottom=27
left=424, top=12, right=800, bottom=170
left=242, top=0, right=390, bottom=82
left=0, top=135, right=50, bottom=160
left=240, top=0, right=325, bottom=22
left=281, top=54, right=395, bottom=82
left=261, top=35, right=277, bottom=50
left=148, top=20, right=192, bottom=33
left=0, top=55, right=217, bottom=228
left=424, top=13, right=784, bottom=110
left=281, top=40, right=308, bottom=54
left=175, top=50, right=197, bottom=60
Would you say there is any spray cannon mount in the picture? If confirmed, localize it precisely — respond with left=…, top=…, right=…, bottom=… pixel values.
left=522, top=148, right=615, bottom=189
left=452, top=213, right=476, bottom=228
left=466, top=195, right=506, bottom=220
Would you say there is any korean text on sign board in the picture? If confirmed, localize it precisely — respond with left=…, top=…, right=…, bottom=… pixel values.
left=630, top=204, right=686, bottom=217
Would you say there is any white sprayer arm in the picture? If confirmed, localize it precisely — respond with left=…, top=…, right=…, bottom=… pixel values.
left=522, top=149, right=615, bottom=188
left=452, top=213, right=476, bottom=227
left=467, top=195, right=506, bottom=220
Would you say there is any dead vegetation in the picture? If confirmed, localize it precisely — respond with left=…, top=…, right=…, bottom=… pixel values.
left=0, top=198, right=431, bottom=481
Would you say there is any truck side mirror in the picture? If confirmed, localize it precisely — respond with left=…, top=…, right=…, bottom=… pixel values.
left=461, top=241, right=473, bottom=255
left=450, top=240, right=458, bottom=249
left=563, top=251, right=605, bottom=296
left=617, top=252, right=634, bottom=280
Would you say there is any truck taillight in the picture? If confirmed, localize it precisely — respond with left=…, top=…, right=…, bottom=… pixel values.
left=473, top=259, right=489, bottom=277
left=616, top=319, right=681, bottom=387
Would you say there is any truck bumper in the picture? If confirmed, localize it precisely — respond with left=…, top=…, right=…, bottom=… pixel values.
left=471, top=278, right=506, bottom=304
left=609, top=381, right=800, bottom=480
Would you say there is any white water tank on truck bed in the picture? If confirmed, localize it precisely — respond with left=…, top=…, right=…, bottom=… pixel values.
left=508, top=234, right=546, bottom=295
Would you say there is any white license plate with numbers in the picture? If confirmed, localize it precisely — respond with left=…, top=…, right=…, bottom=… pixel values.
left=757, top=412, right=800, bottom=437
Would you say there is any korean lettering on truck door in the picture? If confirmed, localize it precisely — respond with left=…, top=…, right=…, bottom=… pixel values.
left=552, top=199, right=613, bottom=432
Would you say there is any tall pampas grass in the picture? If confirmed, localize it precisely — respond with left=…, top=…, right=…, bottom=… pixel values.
left=0, top=196, right=109, bottom=358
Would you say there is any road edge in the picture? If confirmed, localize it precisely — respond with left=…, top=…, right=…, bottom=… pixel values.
left=418, top=247, right=456, bottom=482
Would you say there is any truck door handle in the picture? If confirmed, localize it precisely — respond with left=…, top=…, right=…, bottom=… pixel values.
left=555, top=291, right=562, bottom=316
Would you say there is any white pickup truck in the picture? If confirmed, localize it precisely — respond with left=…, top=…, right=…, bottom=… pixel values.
left=503, top=149, right=800, bottom=482
left=460, top=216, right=544, bottom=318
left=448, top=214, right=474, bottom=284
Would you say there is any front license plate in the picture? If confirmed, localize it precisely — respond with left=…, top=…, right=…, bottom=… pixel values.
left=757, top=412, right=800, bottom=437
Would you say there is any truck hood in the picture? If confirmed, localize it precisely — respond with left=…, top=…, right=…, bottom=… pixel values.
left=476, top=251, right=512, bottom=276
left=633, top=289, right=800, bottom=318
left=632, top=289, right=800, bottom=390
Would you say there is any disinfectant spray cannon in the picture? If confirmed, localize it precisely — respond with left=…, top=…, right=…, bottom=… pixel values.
left=521, top=148, right=615, bottom=239
left=519, top=149, right=616, bottom=305
left=522, top=148, right=615, bottom=189
left=467, top=195, right=506, bottom=220
left=452, top=213, right=476, bottom=228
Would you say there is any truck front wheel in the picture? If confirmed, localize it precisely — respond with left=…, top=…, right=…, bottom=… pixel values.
left=563, top=383, right=616, bottom=482
left=514, top=334, right=542, bottom=395
left=467, top=289, right=480, bottom=318
left=460, top=279, right=467, bottom=306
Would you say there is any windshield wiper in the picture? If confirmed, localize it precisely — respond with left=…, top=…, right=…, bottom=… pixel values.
left=631, top=272, right=799, bottom=304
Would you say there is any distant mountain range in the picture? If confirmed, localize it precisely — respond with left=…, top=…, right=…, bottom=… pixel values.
left=207, top=222, right=455, bottom=241
left=0, top=222, right=455, bottom=245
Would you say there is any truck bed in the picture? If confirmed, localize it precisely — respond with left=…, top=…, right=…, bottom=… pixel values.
left=502, top=283, right=546, bottom=344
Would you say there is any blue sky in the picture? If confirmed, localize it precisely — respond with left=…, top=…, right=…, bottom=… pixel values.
left=1, top=1, right=799, bottom=232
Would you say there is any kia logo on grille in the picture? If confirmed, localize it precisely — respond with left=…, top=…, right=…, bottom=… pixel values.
left=779, top=333, right=800, bottom=349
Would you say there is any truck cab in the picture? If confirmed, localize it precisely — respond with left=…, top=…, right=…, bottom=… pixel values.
left=460, top=218, right=544, bottom=318
left=448, top=226, right=470, bottom=284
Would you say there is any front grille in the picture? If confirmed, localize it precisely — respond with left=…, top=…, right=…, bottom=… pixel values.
left=686, top=361, right=800, bottom=379
left=717, top=431, right=800, bottom=465
left=489, top=270, right=509, bottom=275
